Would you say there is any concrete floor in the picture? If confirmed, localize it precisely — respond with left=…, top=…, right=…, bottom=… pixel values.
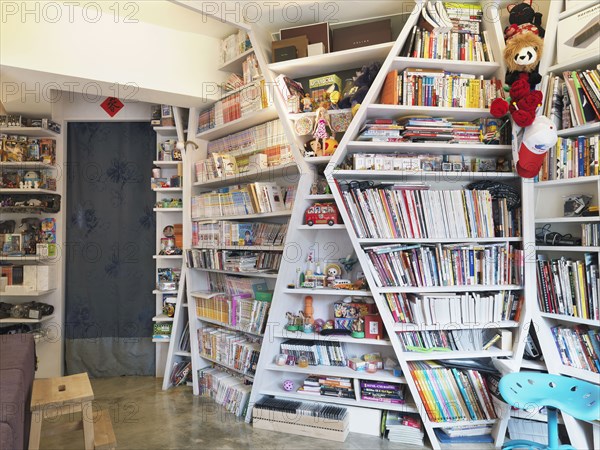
left=39, top=376, right=425, bottom=450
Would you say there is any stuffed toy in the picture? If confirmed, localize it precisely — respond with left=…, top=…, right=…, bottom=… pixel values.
left=504, top=31, right=544, bottom=88
left=338, top=62, right=382, bottom=113
left=504, top=0, right=545, bottom=39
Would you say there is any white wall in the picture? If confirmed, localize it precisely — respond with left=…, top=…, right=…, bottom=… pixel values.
left=0, top=1, right=228, bottom=112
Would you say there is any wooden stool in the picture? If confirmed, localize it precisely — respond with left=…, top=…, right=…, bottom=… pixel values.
left=29, top=373, right=95, bottom=450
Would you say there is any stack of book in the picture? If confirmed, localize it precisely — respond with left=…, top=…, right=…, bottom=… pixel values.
left=398, top=328, right=509, bottom=352
left=365, top=243, right=524, bottom=288
left=404, top=291, right=522, bottom=326
left=384, top=412, right=424, bottom=446
left=320, top=377, right=355, bottom=399
left=409, top=360, right=497, bottom=422
left=539, top=134, right=599, bottom=180
left=551, top=325, right=599, bottom=373
left=340, top=184, right=521, bottom=239
left=192, top=221, right=288, bottom=248
left=185, top=248, right=282, bottom=273
left=198, top=367, right=251, bottom=417
left=435, top=425, right=493, bottom=444
left=198, top=326, right=261, bottom=376
left=360, top=380, right=405, bottom=404
left=279, top=340, right=347, bottom=367
left=536, top=253, right=599, bottom=320
left=191, top=181, right=292, bottom=219
left=582, top=223, right=599, bottom=247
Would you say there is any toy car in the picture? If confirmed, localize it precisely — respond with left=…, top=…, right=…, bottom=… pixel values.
left=305, top=202, right=340, bottom=226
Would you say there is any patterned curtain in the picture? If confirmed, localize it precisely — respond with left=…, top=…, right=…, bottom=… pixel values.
left=66, top=122, right=156, bottom=376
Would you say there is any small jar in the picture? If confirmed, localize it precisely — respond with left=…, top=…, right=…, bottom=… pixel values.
left=297, top=356, right=309, bottom=368
left=152, top=165, right=161, bottom=178
left=275, top=353, right=288, bottom=366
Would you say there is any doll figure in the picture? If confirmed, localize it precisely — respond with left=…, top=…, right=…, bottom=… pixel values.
left=302, top=94, right=313, bottom=112
left=312, top=103, right=332, bottom=150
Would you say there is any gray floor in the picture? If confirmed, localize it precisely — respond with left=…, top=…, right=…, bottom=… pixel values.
left=39, top=376, right=425, bottom=449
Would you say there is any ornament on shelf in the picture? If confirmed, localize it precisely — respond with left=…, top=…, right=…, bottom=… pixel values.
left=282, top=380, right=294, bottom=391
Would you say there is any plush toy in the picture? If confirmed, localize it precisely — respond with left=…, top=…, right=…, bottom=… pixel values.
left=323, top=138, right=338, bottom=156
left=504, top=31, right=544, bottom=89
left=338, top=62, right=382, bottom=113
left=504, top=0, right=545, bottom=39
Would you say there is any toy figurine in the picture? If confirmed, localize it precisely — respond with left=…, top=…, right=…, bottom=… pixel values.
left=351, top=317, right=365, bottom=339
left=285, top=312, right=299, bottom=331
left=312, top=103, right=333, bottom=150
left=302, top=94, right=313, bottom=112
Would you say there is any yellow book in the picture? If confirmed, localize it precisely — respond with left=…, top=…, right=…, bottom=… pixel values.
left=577, top=261, right=588, bottom=319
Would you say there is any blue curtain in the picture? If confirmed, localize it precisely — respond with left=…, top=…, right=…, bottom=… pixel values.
left=66, top=122, right=156, bottom=376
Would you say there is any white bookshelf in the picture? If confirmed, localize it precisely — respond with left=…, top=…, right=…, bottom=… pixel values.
left=151, top=111, right=187, bottom=378
left=317, top=1, right=530, bottom=448
left=0, top=124, right=65, bottom=378
left=531, top=1, right=600, bottom=447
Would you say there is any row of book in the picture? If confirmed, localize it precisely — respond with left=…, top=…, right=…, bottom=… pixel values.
left=398, top=328, right=509, bottom=352
left=409, top=361, right=497, bottom=422
left=402, top=28, right=493, bottom=62
left=582, top=223, right=599, bottom=247
left=195, top=145, right=293, bottom=182
left=539, top=135, right=599, bottom=180
left=185, top=248, right=282, bottom=273
left=340, top=184, right=521, bottom=240
left=420, top=0, right=483, bottom=35
left=197, top=80, right=271, bottom=133
left=206, top=119, right=287, bottom=158
left=198, top=367, right=251, bottom=418
left=193, top=291, right=271, bottom=335
left=536, top=253, right=599, bottom=321
left=190, top=182, right=294, bottom=219
left=357, top=117, right=509, bottom=145
left=552, top=325, right=599, bottom=373
left=382, top=68, right=502, bottom=108
left=366, top=243, right=524, bottom=288
left=349, top=153, right=509, bottom=173
left=543, top=70, right=600, bottom=131
left=398, top=291, right=522, bottom=326
left=198, top=326, right=261, bottom=376
left=279, top=339, right=347, bottom=367
left=219, top=29, right=251, bottom=66
left=192, top=221, right=288, bottom=248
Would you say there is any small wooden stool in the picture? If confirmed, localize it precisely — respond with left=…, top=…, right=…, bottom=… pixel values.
left=29, top=372, right=95, bottom=450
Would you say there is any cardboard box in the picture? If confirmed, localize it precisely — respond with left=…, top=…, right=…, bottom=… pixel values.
left=309, top=74, right=342, bottom=105
left=364, top=314, right=383, bottom=339
left=347, top=357, right=368, bottom=371
left=332, top=18, right=392, bottom=52
left=557, top=3, right=600, bottom=63
left=280, top=22, right=331, bottom=53
left=272, top=36, right=308, bottom=62
left=273, top=46, right=297, bottom=62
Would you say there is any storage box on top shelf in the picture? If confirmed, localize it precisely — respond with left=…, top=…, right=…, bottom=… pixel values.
left=332, top=18, right=392, bottom=52
left=280, top=22, right=331, bottom=53
left=556, top=2, right=600, bottom=63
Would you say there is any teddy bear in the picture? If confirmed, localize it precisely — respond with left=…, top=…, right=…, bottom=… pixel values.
left=504, top=31, right=544, bottom=89
left=338, top=61, right=382, bottom=114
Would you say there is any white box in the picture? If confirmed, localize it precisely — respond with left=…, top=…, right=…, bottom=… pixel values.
left=557, top=3, right=600, bottom=63
left=307, top=42, right=325, bottom=57
left=23, top=265, right=57, bottom=291
left=248, top=153, right=268, bottom=169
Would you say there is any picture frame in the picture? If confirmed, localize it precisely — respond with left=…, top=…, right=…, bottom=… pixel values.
left=3, top=233, right=22, bottom=256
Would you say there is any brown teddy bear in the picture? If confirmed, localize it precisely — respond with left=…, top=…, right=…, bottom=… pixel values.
left=504, top=31, right=544, bottom=89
